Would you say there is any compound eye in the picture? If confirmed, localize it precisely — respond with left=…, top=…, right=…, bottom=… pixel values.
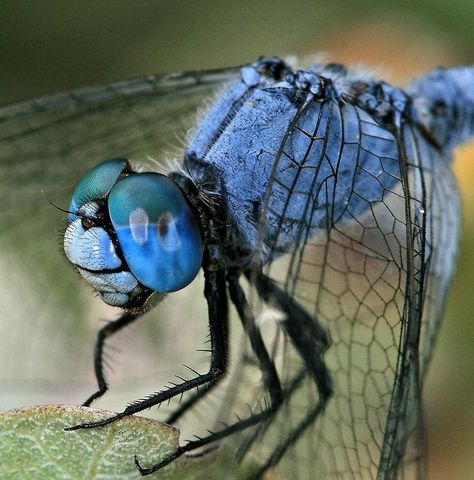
left=68, top=158, right=129, bottom=221
left=108, top=173, right=203, bottom=292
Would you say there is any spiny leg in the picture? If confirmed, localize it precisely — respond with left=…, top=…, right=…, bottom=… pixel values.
left=136, top=271, right=284, bottom=476
left=227, top=270, right=284, bottom=410
left=166, top=268, right=284, bottom=425
left=235, top=366, right=308, bottom=465
left=249, top=271, right=333, bottom=477
left=253, top=391, right=327, bottom=479
left=165, top=378, right=221, bottom=424
left=165, top=275, right=229, bottom=424
left=83, top=311, right=139, bottom=406
left=66, top=267, right=228, bottom=431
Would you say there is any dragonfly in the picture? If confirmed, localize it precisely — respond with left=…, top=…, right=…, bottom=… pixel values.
left=0, top=56, right=472, bottom=479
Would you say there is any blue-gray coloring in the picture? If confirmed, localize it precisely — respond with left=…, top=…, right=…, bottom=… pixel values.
left=1, top=56, right=472, bottom=479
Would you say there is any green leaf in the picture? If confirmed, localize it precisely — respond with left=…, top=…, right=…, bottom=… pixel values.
left=0, top=404, right=185, bottom=480
left=0, top=405, right=258, bottom=480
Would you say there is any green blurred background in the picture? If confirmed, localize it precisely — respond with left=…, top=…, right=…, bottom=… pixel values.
left=0, top=1, right=472, bottom=478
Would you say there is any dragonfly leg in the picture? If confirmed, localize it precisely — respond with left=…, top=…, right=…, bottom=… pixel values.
left=249, top=271, right=333, bottom=475
left=83, top=311, right=139, bottom=406
left=165, top=377, right=222, bottom=424
left=227, top=270, right=284, bottom=409
left=165, top=271, right=230, bottom=424
left=166, top=268, right=285, bottom=425
left=136, top=270, right=284, bottom=476
left=234, top=366, right=308, bottom=466
left=253, top=393, right=327, bottom=478
left=66, top=268, right=228, bottom=429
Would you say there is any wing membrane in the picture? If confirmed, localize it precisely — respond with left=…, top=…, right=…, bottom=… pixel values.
left=242, top=96, right=460, bottom=478
left=0, top=67, right=239, bottom=401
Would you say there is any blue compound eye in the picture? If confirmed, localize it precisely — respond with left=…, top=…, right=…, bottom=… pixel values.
left=68, top=158, right=129, bottom=220
left=108, top=173, right=203, bottom=293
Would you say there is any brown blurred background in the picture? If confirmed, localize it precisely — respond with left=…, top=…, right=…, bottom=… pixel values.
left=0, top=1, right=472, bottom=478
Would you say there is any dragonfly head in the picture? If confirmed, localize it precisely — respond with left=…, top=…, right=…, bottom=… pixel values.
left=63, top=158, right=203, bottom=309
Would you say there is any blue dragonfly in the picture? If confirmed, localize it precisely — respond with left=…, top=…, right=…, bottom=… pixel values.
left=0, top=57, right=472, bottom=479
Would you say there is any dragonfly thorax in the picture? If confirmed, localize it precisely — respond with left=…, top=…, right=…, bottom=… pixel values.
left=184, top=59, right=404, bottom=266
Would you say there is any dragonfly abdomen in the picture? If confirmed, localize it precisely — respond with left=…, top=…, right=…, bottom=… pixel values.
left=406, top=66, right=474, bottom=152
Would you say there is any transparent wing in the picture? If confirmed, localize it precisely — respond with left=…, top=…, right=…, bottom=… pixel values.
left=226, top=99, right=460, bottom=478
left=0, top=67, right=240, bottom=408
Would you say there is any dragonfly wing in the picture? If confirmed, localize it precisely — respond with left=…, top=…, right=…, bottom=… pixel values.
left=385, top=123, right=460, bottom=478
left=0, top=67, right=240, bottom=404
left=236, top=97, right=461, bottom=478
left=370, top=121, right=461, bottom=478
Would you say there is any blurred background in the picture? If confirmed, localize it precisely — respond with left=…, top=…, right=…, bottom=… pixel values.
left=0, top=1, right=472, bottom=478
